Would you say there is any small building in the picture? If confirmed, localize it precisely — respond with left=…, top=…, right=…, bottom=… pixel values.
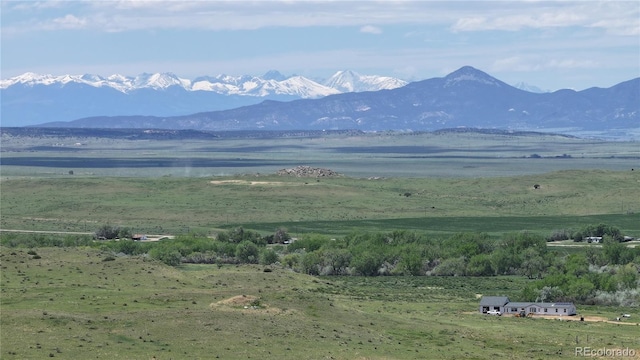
left=479, top=296, right=576, bottom=316
left=479, top=296, right=509, bottom=314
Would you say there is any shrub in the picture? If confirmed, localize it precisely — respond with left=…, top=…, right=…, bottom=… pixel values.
left=431, top=257, right=467, bottom=276
left=259, top=248, right=279, bottom=265
left=287, top=234, right=329, bottom=253
left=301, top=251, right=323, bottom=275
left=467, top=254, right=495, bottom=276
left=149, top=248, right=182, bottom=266
left=235, top=241, right=259, bottom=263
left=351, top=251, right=383, bottom=276
left=547, top=229, right=571, bottom=242
left=590, top=289, right=640, bottom=307
left=95, top=224, right=121, bottom=240
left=273, top=227, right=291, bottom=244
left=395, top=252, right=424, bottom=275
left=281, top=253, right=301, bottom=269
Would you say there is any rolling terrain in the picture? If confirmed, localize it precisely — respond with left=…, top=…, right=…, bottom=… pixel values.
left=1, top=247, right=638, bottom=360
left=1, top=127, right=639, bottom=359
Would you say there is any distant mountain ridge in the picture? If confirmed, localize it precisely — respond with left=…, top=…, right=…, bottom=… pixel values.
left=0, top=70, right=408, bottom=127
left=34, top=66, right=639, bottom=139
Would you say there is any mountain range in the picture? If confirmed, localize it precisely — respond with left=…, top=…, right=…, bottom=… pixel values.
left=2, top=66, right=638, bottom=139
left=25, top=66, right=639, bottom=139
left=0, top=70, right=406, bottom=127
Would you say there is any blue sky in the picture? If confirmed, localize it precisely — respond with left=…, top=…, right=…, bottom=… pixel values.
left=1, top=0, right=638, bottom=90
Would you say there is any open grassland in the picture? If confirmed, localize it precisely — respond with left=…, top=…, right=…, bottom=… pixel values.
left=1, top=170, right=639, bottom=237
left=1, top=131, right=638, bottom=178
left=1, top=247, right=638, bottom=360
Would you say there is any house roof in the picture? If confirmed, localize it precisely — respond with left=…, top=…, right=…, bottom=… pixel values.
left=505, top=302, right=575, bottom=309
left=504, top=302, right=534, bottom=308
left=532, top=302, right=575, bottom=308
left=479, top=296, right=510, bottom=306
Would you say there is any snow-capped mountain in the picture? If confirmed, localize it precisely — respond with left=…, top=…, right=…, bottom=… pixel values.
left=512, top=82, right=549, bottom=93
left=189, top=74, right=340, bottom=98
left=0, top=70, right=407, bottom=126
left=38, top=66, right=638, bottom=138
left=0, top=70, right=399, bottom=98
left=323, top=70, right=408, bottom=93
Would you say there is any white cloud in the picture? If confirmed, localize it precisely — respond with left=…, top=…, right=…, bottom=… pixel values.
left=50, top=14, right=88, bottom=30
left=492, top=56, right=599, bottom=73
left=451, top=1, right=637, bottom=35
left=360, top=25, right=382, bottom=34
left=3, top=0, right=638, bottom=36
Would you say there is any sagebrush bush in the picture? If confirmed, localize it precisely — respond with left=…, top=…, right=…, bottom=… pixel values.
left=590, top=288, right=640, bottom=307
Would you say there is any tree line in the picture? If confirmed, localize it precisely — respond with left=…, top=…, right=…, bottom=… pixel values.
left=1, top=222, right=638, bottom=305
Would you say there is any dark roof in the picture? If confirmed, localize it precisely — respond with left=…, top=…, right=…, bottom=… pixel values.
left=479, top=296, right=509, bottom=306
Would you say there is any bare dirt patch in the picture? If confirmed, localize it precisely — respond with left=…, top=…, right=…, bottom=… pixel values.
left=210, top=295, right=291, bottom=315
left=209, top=180, right=300, bottom=186
left=517, top=314, right=639, bottom=325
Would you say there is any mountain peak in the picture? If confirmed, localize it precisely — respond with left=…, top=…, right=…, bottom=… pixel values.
left=263, top=70, right=287, bottom=81
left=444, top=66, right=501, bottom=87
left=322, top=70, right=408, bottom=93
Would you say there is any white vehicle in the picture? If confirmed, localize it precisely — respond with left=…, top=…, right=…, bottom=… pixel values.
left=487, top=310, right=502, bottom=316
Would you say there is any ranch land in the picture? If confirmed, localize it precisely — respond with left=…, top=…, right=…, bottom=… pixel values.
left=1, top=129, right=639, bottom=359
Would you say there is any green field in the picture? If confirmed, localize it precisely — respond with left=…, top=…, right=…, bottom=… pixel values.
left=1, top=170, right=639, bottom=237
left=1, top=247, right=638, bottom=360
left=1, top=130, right=639, bottom=359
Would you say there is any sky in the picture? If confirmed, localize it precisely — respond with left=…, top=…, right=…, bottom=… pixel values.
left=1, top=0, right=639, bottom=91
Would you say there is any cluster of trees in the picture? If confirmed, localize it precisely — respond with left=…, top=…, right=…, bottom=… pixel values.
left=521, top=241, right=639, bottom=305
left=98, top=227, right=284, bottom=267
left=94, top=224, right=132, bottom=240
left=287, top=231, right=560, bottom=278
left=547, top=223, right=625, bottom=242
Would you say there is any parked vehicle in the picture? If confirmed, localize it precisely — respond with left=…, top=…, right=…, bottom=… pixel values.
left=487, top=310, right=501, bottom=316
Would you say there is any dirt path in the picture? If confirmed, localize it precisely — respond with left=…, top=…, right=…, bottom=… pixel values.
left=0, top=229, right=93, bottom=235
left=0, top=229, right=174, bottom=242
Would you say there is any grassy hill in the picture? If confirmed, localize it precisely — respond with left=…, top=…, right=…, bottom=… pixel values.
left=1, top=247, right=638, bottom=359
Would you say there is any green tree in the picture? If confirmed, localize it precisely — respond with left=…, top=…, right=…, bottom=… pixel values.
left=467, top=254, right=494, bottom=276
left=301, top=251, right=323, bottom=275
left=603, top=240, right=626, bottom=265
left=564, top=254, right=589, bottom=278
left=518, top=249, right=546, bottom=279
left=149, top=247, right=182, bottom=266
left=396, top=252, right=424, bottom=276
left=536, top=286, right=564, bottom=302
left=431, top=257, right=467, bottom=276
left=615, top=264, right=638, bottom=290
left=351, top=251, right=383, bottom=276
left=235, top=241, right=259, bottom=263
left=322, top=248, right=352, bottom=275
left=491, top=249, right=521, bottom=275
left=281, top=253, right=301, bottom=269
left=95, top=224, right=120, bottom=239
left=273, top=227, right=291, bottom=244
left=567, top=278, right=595, bottom=302
left=259, top=248, right=279, bottom=265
